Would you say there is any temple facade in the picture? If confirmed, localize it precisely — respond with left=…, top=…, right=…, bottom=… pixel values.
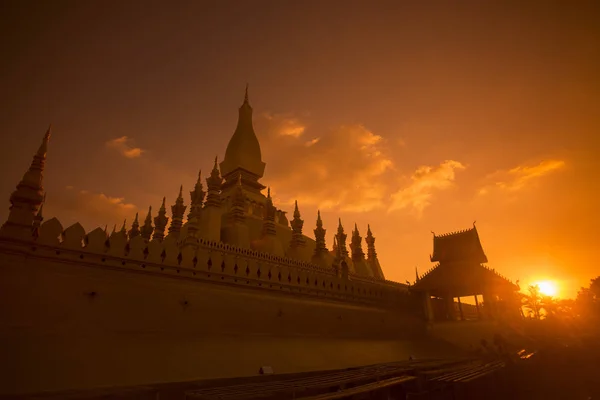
left=0, top=89, right=418, bottom=397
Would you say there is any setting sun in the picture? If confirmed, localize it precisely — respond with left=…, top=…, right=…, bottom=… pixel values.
left=536, top=281, right=558, bottom=297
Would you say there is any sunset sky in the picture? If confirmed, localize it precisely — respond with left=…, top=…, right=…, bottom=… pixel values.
left=1, top=1, right=598, bottom=298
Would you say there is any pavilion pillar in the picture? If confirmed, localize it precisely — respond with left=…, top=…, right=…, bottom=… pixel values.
left=445, top=295, right=456, bottom=321
left=474, top=295, right=481, bottom=320
left=457, top=297, right=465, bottom=321
left=423, top=291, right=434, bottom=322
left=482, top=293, right=494, bottom=319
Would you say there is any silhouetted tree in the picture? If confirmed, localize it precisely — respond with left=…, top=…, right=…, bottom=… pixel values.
left=575, top=276, right=600, bottom=320
left=589, top=276, right=600, bottom=299
left=523, top=285, right=543, bottom=319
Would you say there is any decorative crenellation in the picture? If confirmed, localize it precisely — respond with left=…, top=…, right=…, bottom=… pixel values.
left=11, top=216, right=407, bottom=307
left=434, top=226, right=477, bottom=238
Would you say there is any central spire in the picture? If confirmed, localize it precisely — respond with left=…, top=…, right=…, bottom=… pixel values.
left=219, top=86, right=266, bottom=193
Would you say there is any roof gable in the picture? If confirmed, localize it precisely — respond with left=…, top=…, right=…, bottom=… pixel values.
left=430, top=225, right=488, bottom=264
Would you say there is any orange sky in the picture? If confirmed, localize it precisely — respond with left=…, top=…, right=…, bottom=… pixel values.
left=1, top=1, right=598, bottom=298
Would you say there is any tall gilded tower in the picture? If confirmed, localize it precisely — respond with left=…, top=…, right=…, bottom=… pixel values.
left=219, top=86, right=266, bottom=199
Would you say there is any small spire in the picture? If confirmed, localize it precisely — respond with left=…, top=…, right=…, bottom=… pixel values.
left=128, top=212, right=140, bottom=238
left=335, top=218, right=348, bottom=258
left=366, top=225, right=377, bottom=260
left=152, top=197, right=169, bottom=241
left=267, top=187, right=271, bottom=198
left=112, top=224, right=117, bottom=234
left=120, top=220, right=127, bottom=234
left=350, top=222, right=364, bottom=261
left=168, top=185, right=187, bottom=237
left=289, top=200, right=305, bottom=249
left=37, top=125, right=51, bottom=159
left=141, top=206, right=153, bottom=240
left=33, top=193, right=46, bottom=229
left=188, top=170, right=206, bottom=221
left=316, top=210, right=323, bottom=228
left=244, top=83, right=249, bottom=104
left=205, top=157, right=223, bottom=208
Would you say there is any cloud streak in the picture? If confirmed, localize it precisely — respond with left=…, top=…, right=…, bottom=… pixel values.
left=106, top=136, right=144, bottom=158
left=256, top=113, right=394, bottom=212
left=479, top=159, right=565, bottom=195
left=44, top=186, right=139, bottom=231
left=388, top=160, right=466, bottom=216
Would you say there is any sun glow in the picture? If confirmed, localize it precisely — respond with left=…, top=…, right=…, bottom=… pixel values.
left=536, top=280, right=558, bottom=297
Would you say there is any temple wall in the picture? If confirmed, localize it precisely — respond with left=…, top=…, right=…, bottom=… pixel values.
left=0, top=224, right=418, bottom=395
left=427, top=320, right=500, bottom=350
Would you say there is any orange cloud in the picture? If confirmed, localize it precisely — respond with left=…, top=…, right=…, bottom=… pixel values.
left=43, top=186, right=139, bottom=232
left=262, top=113, right=306, bottom=138
left=105, top=136, right=144, bottom=158
left=255, top=114, right=393, bottom=212
left=478, top=159, right=566, bottom=195
left=388, top=160, right=466, bottom=216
